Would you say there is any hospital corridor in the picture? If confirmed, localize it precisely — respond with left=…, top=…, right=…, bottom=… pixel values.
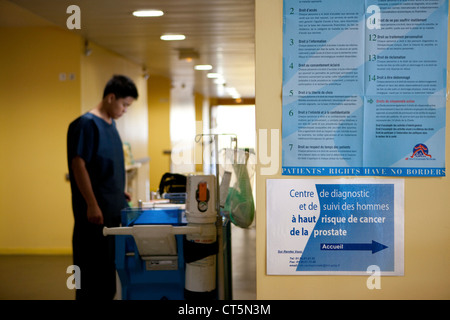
left=0, top=0, right=256, bottom=301
left=1, top=0, right=450, bottom=303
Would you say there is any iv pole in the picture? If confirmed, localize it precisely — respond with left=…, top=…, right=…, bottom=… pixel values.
left=194, top=133, right=237, bottom=300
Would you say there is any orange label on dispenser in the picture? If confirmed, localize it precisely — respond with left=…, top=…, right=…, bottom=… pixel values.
left=198, top=182, right=208, bottom=202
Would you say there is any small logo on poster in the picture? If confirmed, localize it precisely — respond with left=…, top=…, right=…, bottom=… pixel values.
left=406, top=143, right=433, bottom=160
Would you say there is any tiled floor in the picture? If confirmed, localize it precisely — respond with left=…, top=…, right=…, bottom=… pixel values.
left=230, top=224, right=256, bottom=300
left=0, top=224, right=255, bottom=300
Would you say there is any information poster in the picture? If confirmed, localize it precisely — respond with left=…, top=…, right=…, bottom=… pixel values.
left=282, top=0, right=448, bottom=177
left=266, top=179, right=404, bottom=275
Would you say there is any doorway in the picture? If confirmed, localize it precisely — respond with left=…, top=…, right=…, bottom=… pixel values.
left=212, top=104, right=256, bottom=300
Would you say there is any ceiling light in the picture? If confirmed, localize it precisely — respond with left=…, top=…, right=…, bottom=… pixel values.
left=226, top=87, right=239, bottom=95
left=226, top=87, right=241, bottom=99
left=207, top=73, right=222, bottom=79
left=132, top=10, right=164, bottom=17
left=194, top=65, right=213, bottom=71
left=160, top=34, right=186, bottom=41
left=214, top=78, right=226, bottom=85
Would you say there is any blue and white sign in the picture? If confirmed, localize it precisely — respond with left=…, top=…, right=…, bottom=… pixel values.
left=266, top=179, right=404, bottom=275
left=282, top=0, right=448, bottom=177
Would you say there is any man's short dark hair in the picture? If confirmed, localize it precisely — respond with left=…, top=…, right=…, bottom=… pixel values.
left=103, top=75, right=139, bottom=99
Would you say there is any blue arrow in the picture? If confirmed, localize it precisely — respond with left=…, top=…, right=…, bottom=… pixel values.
left=320, top=240, right=388, bottom=254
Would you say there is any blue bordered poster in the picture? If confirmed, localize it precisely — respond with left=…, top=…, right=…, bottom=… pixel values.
left=282, top=0, right=448, bottom=177
left=266, top=179, right=404, bottom=275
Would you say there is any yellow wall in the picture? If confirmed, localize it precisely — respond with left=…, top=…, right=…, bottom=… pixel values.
left=80, top=41, right=148, bottom=160
left=255, top=1, right=450, bottom=299
left=0, top=25, right=148, bottom=253
left=194, top=92, right=205, bottom=173
left=0, top=26, right=81, bottom=253
left=148, top=75, right=172, bottom=192
left=147, top=80, right=208, bottom=188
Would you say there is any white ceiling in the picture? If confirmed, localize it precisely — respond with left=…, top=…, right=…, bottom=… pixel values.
left=3, top=0, right=255, bottom=99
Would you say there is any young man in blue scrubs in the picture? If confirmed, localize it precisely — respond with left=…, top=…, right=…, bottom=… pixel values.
left=67, top=75, right=138, bottom=300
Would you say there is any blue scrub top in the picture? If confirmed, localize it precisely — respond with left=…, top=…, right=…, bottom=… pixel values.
left=67, top=112, right=127, bottom=226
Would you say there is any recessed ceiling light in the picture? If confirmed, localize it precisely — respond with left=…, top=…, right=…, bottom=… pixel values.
left=194, top=65, right=213, bottom=71
left=132, top=10, right=164, bottom=17
left=160, top=34, right=186, bottom=41
left=207, top=73, right=222, bottom=79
